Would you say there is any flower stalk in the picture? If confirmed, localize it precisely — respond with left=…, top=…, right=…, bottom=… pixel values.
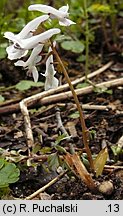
left=52, top=45, right=94, bottom=171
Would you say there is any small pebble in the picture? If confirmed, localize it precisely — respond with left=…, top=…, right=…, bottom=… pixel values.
left=98, top=181, right=114, bottom=195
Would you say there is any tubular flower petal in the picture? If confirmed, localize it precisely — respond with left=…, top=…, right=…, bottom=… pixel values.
left=6, top=45, right=28, bottom=60
left=31, top=66, right=39, bottom=82
left=15, top=44, right=43, bottom=82
left=4, top=15, right=49, bottom=41
left=45, top=75, right=58, bottom=90
left=17, top=28, right=61, bottom=49
left=43, top=46, right=58, bottom=90
left=17, top=15, right=49, bottom=39
left=28, top=4, right=75, bottom=26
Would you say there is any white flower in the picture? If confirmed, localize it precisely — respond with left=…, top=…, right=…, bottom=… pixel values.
left=17, top=15, right=49, bottom=39
left=43, top=46, right=58, bottom=90
left=4, top=15, right=49, bottom=42
left=28, top=4, right=75, bottom=26
left=4, top=15, right=49, bottom=60
left=16, top=28, right=61, bottom=50
left=6, top=44, right=28, bottom=60
left=5, top=15, right=49, bottom=40
left=4, top=28, right=60, bottom=60
left=14, top=44, right=43, bottom=82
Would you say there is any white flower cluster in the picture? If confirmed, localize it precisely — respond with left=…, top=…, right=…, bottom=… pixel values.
left=4, top=4, right=75, bottom=90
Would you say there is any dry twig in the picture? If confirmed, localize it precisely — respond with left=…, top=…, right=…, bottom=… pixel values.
left=40, top=77, right=123, bottom=105
left=24, top=170, right=67, bottom=200
left=20, top=77, right=123, bottom=149
left=0, top=61, right=113, bottom=115
left=55, top=107, right=70, bottom=137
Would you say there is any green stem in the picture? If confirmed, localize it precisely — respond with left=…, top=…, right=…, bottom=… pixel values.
left=0, top=85, right=15, bottom=92
left=52, top=46, right=94, bottom=171
left=83, top=0, right=89, bottom=81
left=109, top=0, right=117, bottom=43
left=101, top=16, right=111, bottom=50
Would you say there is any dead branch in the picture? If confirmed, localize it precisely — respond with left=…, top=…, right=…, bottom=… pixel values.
left=20, top=100, right=34, bottom=148
left=1, top=77, right=123, bottom=148
left=0, top=103, right=20, bottom=115
left=24, top=170, right=67, bottom=200
left=60, top=103, right=112, bottom=111
left=40, top=77, right=123, bottom=105
left=0, top=61, right=112, bottom=115
left=0, top=102, right=111, bottom=115
left=18, top=62, right=114, bottom=148
left=55, top=107, right=70, bottom=137
left=59, top=60, right=113, bottom=90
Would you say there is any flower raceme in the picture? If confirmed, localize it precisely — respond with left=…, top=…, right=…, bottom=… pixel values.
left=4, top=3, right=75, bottom=89
left=28, top=4, right=75, bottom=26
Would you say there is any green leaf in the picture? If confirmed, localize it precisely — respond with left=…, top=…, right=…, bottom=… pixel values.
left=55, top=35, right=71, bottom=42
left=119, top=11, right=123, bottom=17
left=15, top=80, right=44, bottom=91
left=76, top=82, right=90, bottom=89
left=55, top=134, right=67, bottom=145
left=105, top=89, right=113, bottom=95
left=111, top=145, right=122, bottom=159
left=15, top=80, right=33, bottom=91
left=76, top=54, right=86, bottom=62
left=54, top=145, right=66, bottom=154
left=94, top=86, right=112, bottom=94
left=61, top=40, right=85, bottom=53
left=48, top=153, right=59, bottom=171
left=40, top=147, right=52, bottom=154
left=31, top=82, right=44, bottom=87
left=32, top=143, right=41, bottom=154
left=0, top=187, right=10, bottom=199
left=89, top=129, right=97, bottom=140
left=6, top=155, right=27, bottom=163
left=81, top=156, right=90, bottom=169
left=29, top=109, right=38, bottom=114
left=0, top=95, right=5, bottom=103
left=93, top=147, right=108, bottom=177
left=0, top=44, right=7, bottom=59
left=0, top=160, right=20, bottom=188
left=0, top=159, right=4, bottom=169
left=69, top=111, right=80, bottom=119
left=88, top=3, right=111, bottom=14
